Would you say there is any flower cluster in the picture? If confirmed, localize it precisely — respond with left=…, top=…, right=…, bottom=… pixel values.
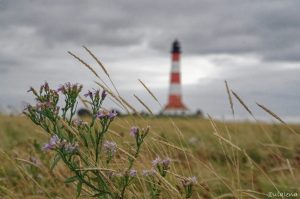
left=142, top=168, right=160, bottom=198
left=57, top=82, right=83, bottom=96
left=130, top=127, right=138, bottom=137
left=104, top=141, right=117, bottom=164
left=129, top=169, right=137, bottom=177
left=97, top=110, right=118, bottom=120
left=129, top=126, right=150, bottom=156
left=181, top=176, right=197, bottom=198
left=84, top=89, right=106, bottom=100
left=42, top=134, right=78, bottom=154
left=152, top=156, right=171, bottom=177
left=104, top=141, right=117, bottom=155
left=182, top=176, right=197, bottom=187
left=25, top=82, right=60, bottom=123
left=25, top=82, right=175, bottom=198
left=72, top=119, right=87, bottom=127
left=84, top=90, right=107, bottom=119
left=42, top=134, right=60, bottom=151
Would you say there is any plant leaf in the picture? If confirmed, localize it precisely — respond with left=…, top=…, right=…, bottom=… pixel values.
left=76, top=181, right=82, bottom=198
left=64, top=175, right=78, bottom=184
left=50, top=154, right=61, bottom=171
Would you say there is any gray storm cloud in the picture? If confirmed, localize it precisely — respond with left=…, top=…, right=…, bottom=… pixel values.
left=0, top=0, right=299, bottom=122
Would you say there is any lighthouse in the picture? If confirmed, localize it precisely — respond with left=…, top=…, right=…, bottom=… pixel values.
left=163, top=40, right=188, bottom=115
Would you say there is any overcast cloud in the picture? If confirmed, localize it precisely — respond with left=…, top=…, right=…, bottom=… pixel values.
left=0, top=0, right=299, bottom=122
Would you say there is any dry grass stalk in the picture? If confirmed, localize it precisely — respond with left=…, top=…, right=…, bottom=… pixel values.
left=256, top=103, right=286, bottom=124
left=231, top=90, right=253, bottom=116
left=83, top=46, right=123, bottom=100
left=286, top=159, right=296, bottom=183
left=133, top=94, right=153, bottom=115
left=82, top=46, right=109, bottom=77
left=68, top=51, right=100, bottom=78
left=150, top=137, right=188, bottom=152
left=225, top=80, right=234, bottom=116
left=119, top=95, right=139, bottom=115
left=94, top=81, right=130, bottom=113
left=138, top=79, right=161, bottom=105
left=78, top=95, right=90, bottom=109
left=68, top=50, right=113, bottom=93
left=95, top=80, right=140, bottom=115
left=256, top=102, right=299, bottom=136
left=208, top=115, right=242, bottom=152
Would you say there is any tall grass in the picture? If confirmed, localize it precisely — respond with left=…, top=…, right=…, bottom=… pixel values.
left=0, top=47, right=299, bottom=198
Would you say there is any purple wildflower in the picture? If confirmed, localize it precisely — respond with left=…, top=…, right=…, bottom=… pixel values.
left=152, top=156, right=161, bottom=167
left=40, top=82, right=49, bottom=91
left=73, top=119, right=87, bottom=127
left=57, top=85, right=66, bottom=93
left=103, top=141, right=117, bottom=155
left=44, top=82, right=49, bottom=90
left=101, top=90, right=107, bottom=99
left=162, top=158, right=171, bottom=168
left=84, top=90, right=93, bottom=98
left=64, top=143, right=79, bottom=153
left=27, top=87, right=34, bottom=93
left=130, top=126, right=139, bottom=137
left=129, top=169, right=137, bottom=177
left=182, top=176, right=197, bottom=186
left=27, top=87, right=38, bottom=95
left=42, top=134, right=60, bottom=151
left=49, top=134, right=59, bottom=145
left=96, top=111, right=107, bottom=119
left=108, top=110, right=117, bottom=120
left=97, top=110, right=117, bottom=120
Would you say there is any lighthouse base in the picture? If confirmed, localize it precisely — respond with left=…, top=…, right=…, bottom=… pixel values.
left=162, top=107, right=189, bottom=116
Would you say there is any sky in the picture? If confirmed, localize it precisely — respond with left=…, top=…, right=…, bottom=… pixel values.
left=0, top=0, right=300, bottom=122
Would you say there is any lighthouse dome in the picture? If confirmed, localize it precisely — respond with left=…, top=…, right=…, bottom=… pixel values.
left=172, top=40, right=181, bottom=53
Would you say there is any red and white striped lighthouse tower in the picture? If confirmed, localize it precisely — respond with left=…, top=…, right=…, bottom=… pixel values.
left=163, top=40, right=188, bottom=115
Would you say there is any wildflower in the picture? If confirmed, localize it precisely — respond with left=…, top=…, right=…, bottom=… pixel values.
left=97, top=110, right=118, bottom=120
left=60, top=82, right=83, bottom=95
left=182, top=176, right=197, bottom=186
left=101, top=90, right=107, bottom=99
left=162, top=158, right=171, bottom=168
left=57, top=85, right=66, bottom=93
left=130, top=126, right=139, bottom=137
left=84, top=90, right=93, bottom=98
left=42, top=134, right=60, bottom=151
left=181, top=176, right=197, bottom=198
left=43, top=82, right=49, bottom=90
left=93, top=89, right=100, bottom=97
left=152, top=156, right=161, bottom=167
left=96, top=111, right=107, bottom=119
left=39, top=82, right=49, bottom=92
left=64, top=142, right=79, bottom=153
left=36, top=102, right=52, bottom=110
left=141, top=125, right=150, bottom=133
left=129, top=169, right=137, bottom=177
left=108, top=110, right=117, bottom=120
left=152, top=156, right=171, bottom=177
left=142, top=169, right=155, bottom=177
left=103, top=141, right=117, bottom=155
left=72, top=83, right=82, bottom=91
left=72, top=119, right=87, bottom=127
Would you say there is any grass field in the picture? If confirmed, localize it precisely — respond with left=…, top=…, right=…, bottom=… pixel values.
left=1, top=50, right=299, bottom=199
left=1, top=114, right=299, bottom=198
